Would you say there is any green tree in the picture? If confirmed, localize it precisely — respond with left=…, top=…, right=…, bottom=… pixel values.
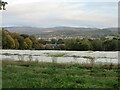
left=21, top=40, right=28, bottom=50
left=29, top=35, right=38, bottom=49
left=24, top=38, right=33, bottom=49
left=91, top=39, right=103, bottom=51
left=14, top=39, right=19, bottom=49
left=51, top=39, right=57, bottom=44
left=80, top=39, right=92, bottom=51
left=10, top=32, right=25, bottom=49
left=38, top=39, right=46, bottom=45
left=4, top=35, right=15, bottom=49
left=118, top=40, right=120, bottom=51
left=104, top=40, right=118, bottom=51
left=57, top=39, right=64, bottom=44
left=65, top=39, right=78, bottom=50
left=2, top=30, right=7, bottom=48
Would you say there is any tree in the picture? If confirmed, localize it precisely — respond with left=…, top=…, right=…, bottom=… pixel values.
left=80, top=38, right=92, bottom=51
left=24, top=38, right=33, bottom=49
left=104, top=40, right=118, bottom=51
left=12, top=34, right=25, bottom=50
left=34, top=43, right=44, bottom=50
left=2, top=30, right=7, bottom=48
left=51, top=39, right=57, bottom=44
left=11, top=32, right=21, bottom=39
left=4, top=35, right=15, bottom=49
left=118, top=40, right=120, bottom=51
left=57, top=39, right=64, bottom=44
left=38, top=39, right=46, bottom=45
left=21, top=41, right=28, bottom=50
left=14, top=39, right=19, bottom=49
left=10, top=32, right=25, bottom=49
left=91, top=39, right=103, bottom=51
left=65, top=39, right=78, bottom=50
left=29, top=35, right=38, bottom=49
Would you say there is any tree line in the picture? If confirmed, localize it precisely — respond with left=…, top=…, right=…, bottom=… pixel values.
left=1, top=30, right=120, bottom=51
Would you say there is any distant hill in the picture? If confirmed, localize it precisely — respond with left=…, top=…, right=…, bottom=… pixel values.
left=104, top=27, right=119, bottom=31
left=3, top=26, right=98, bottom=34
left=2, top=26, right=118, bottom=38
left=36, top=29, right=118, bottom=39
left=3, top=27, right=44, bottom=34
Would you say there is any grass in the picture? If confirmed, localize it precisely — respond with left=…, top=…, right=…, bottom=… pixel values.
left=2, top=53, right=12, bottom=56
left=2, top=60, right=119, bottom=88
left=48, top=53, right=66, bottom=57
left=82, top=56, right=95, bottom=59
left=2, top=53, right=30, bottom=56
left=105, top=36, right=114, bottom=39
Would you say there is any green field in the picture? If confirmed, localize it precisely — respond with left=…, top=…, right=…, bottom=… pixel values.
left=2, top=60, right=119, bottom=88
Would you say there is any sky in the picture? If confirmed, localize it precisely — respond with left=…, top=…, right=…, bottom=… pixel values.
left=1, top=0, right=119, bottom=28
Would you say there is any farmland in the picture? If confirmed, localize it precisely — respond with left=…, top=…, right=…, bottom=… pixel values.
left=2, top=60, right=119, bottom=88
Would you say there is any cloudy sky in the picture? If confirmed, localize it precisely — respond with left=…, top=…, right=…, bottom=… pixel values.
left=1, top=0, right=119, bottom=28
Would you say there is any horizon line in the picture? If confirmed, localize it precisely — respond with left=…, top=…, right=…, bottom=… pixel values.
left=0, top=25, right=119, bottom=29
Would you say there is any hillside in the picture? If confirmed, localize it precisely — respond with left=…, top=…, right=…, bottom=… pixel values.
left=3, top=26, right=98, bottom=34
left=36, top=29, right=118, bottom=39
left=2, top=26, right=118, bottom=38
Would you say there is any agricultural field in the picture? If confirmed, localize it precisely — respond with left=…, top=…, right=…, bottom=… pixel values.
left=1, top=50, right=119, bottom=88
left=2, top=60, right=119, bottom=88
left=1, top=50, right=119, bottom=64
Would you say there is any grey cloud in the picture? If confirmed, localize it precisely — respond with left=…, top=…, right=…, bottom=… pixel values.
left=2, top=0, right=118, bottom=28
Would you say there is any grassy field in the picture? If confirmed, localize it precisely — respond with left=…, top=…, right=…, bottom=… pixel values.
left=2, top=60, right=119, bottom=88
